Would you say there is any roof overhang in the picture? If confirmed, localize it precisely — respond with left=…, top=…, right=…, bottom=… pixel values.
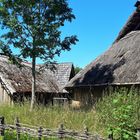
left=65, top=82, right=140, bottom=89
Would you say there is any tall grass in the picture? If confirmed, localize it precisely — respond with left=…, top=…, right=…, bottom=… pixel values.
left=0, top=87, right=139, bottom=139
left=0, top=103, right=99, bottom=133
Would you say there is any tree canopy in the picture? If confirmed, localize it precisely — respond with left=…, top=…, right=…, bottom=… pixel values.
left=75, top=66, right=82, bottom=74
left=0, top=0, right=78, bottom=61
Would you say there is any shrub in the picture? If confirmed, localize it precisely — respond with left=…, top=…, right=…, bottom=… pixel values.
left=95, top=88, right=140, bottom=139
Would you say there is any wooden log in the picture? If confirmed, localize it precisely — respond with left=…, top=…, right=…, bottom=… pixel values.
left=0, top=116, right=4, bottom=140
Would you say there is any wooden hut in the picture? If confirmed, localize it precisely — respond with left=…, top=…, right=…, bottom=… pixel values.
left=65, top=1, right=140, bottom=106
left=0, top=55, right=75, bottom=105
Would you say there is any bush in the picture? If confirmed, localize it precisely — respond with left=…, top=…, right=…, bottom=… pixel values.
left=95, top=88, right=140, bottom=140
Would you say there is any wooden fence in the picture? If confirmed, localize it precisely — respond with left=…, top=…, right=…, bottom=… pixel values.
left=0, top=116, right=104, bottom=140
left=0, top=116, right=140, bottom=140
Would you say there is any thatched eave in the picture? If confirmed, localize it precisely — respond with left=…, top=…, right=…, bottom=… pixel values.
left=66, top=82, right=140, bottom=89
left=0, top=55, right=73, bottom=94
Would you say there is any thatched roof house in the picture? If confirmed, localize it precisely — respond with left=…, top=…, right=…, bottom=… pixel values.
left=65, top=1, right=140, bottom=106
left=0, top=55, right=75, bottom=104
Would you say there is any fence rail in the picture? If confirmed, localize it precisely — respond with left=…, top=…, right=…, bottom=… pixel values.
left=0, top=116, right=140, bottom=140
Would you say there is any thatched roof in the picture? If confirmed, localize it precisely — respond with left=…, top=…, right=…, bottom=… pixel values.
left=0, top=56, right=74, bottom=94
left=66, top=2, right=140, bottom=89
left=114, top=11, right=140, bottom=43
left=135, top=0, right=140, bottom=7
left=115, top=1, right=140, bottom=43
left=66, top=30, right=140, bottom=88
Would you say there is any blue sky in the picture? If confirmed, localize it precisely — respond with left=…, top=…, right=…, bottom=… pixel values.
left=0, top=0, right=137, bottom=68
left=56, top=0, right=137, bottom=68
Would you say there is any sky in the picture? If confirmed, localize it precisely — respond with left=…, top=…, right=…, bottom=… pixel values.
left=56, top=0, right=137, bottom=68
left=0, top=0, right=137, bottom=68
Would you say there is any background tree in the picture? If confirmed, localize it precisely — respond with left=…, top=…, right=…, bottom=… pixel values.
left=0, top=0, right=78, bottom=110
left=75, top=66, right=82, bottom=74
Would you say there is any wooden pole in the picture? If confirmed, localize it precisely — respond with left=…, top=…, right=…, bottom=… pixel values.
left=15, top=117, right=20, bottom=140
left=58, top=124, right=64, bottom=139
left=38, top=127, right=42, bottom=140
left=83, top=126, right=89, bottom=140
left=0, top=116, right=4, bottom=140
left=108, top=128, right=113, bottom=140
left=137, top=128, right=140, bottom=140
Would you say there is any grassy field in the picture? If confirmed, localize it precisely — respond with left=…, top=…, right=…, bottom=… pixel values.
left=0, top=103, right=98, bottom=131
left=0, top=88, right=139, bottom=140
left=0, top=103, right=100, bottom=139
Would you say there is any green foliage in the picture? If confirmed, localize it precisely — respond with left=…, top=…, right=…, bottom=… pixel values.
left=74, top=66, right=82, bottom=74
left=0, top=0, right=78, bottom=61
left=4, top=130, right=73, bottom=140
left=4, top=130, right=29, bottom=140
left=95, top=88, right=140, bottom=139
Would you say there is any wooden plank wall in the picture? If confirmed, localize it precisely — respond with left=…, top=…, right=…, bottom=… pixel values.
left=0, top=83, right=11, bottom=104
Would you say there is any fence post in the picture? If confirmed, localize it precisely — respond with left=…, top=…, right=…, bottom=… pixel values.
left=58, top=124, right=64, bottom=139
left=108, top=128, right=113, bottom=140
left=15, top=117, right=20, bottom=140
left=38, top=127, right=42, bottom=140
left=83, top=126, right=89, bottom=140
left=137, top=128, right=140, bottom=140
left=0, top=116, right=4, bottom=140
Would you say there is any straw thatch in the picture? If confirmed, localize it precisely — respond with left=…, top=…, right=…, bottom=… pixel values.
left=115, top=11, right=140, bottom=43
left=66, top=30, right=140, bottom=88
left=66, top=2, right=140, bottom=89
left=0, top=55, right=74, bottom=94
left=115, top=2, right=140, bottom=43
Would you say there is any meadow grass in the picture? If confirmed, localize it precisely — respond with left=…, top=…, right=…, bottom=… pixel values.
left=0, top=103, right=99, bottom=133
left=0, top=88, right=139, bottom=140
left=0, top=103, right=100, bottom=139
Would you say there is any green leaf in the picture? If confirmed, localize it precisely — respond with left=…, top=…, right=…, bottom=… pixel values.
left=113, top=99, right=118, bottom=104
left=123, top=134, right=129, bottom=139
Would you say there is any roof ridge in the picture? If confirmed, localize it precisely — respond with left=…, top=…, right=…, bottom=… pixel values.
left=116, top=30, right=140, bottom=42
left=114, top=10, right=140, bottom=43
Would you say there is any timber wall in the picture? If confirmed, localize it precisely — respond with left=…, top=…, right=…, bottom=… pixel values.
left=72, top=85, right=140, bottom=106
left=0, top=83, right=11, bottom=104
